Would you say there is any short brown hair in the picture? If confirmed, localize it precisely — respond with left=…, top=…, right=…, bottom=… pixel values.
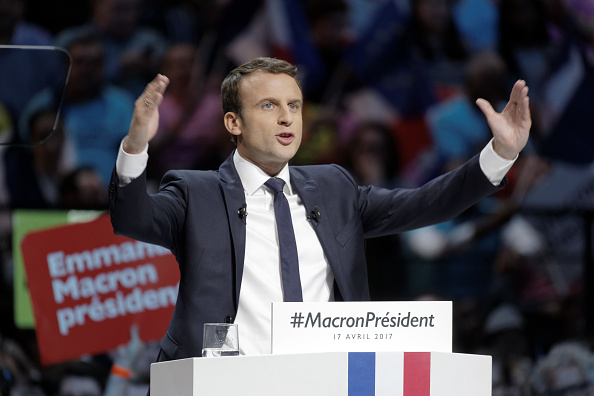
left=221, top=57, right=301, bottom=120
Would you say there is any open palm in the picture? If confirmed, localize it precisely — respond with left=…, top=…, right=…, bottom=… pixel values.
left=476, top=79, right=531, bottom=160
left=125, top=74, right=170, bottom=154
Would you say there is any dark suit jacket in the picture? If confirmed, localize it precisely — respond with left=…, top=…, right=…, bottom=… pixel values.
left=109, top=152, right=504, bottom=361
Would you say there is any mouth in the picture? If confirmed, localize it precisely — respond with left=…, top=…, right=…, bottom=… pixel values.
left=276, top=132, right=295, bottom=145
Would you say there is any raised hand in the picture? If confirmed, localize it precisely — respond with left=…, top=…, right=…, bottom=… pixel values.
left=476, top=79, right=531, bottom=160
left=123, top=74, right=170, bottom=154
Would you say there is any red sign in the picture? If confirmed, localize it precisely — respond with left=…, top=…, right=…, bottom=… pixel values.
left=21, top=214, right=179, bottom=365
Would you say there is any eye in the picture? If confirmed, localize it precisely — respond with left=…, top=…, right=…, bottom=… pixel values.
left=262, top=103, right=274, bottom=110
left=289, top=103, right=301, bottom=111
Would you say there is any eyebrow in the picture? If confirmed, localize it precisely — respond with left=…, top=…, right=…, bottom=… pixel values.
left=254, top=97, right=303, bottom=107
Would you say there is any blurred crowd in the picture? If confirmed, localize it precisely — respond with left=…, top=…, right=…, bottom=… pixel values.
left=0, top=0, right=593, bottom=394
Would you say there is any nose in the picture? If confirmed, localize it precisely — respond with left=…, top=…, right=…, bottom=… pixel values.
left=278, top=105, right=293, bottom=126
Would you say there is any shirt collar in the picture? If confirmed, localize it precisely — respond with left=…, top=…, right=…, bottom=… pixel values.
left=233, top=150, right=292, bottom=196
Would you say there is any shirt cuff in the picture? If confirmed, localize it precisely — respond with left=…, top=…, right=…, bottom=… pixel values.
left=115, top=138, right=149, bottom=186
left=479, top=138, right=516, bottom=186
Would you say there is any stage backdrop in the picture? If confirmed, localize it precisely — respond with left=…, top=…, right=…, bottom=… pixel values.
left=20, top=213, right=179, bottom=365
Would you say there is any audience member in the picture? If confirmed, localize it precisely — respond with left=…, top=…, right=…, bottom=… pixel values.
left=344, top=0, right=436, bottom=119
left=58, top=167, right=108, bottom=210
left=531, top=341, right=594, bottom=395
left=497, top=0, right=557, bottom=98
left=301, top=0, right=354, bottom=103
left=535, top=0, right=594, bottom=164
left=343, top=121, right=407, bottom=300
left=55, top=0, right=168, bottom=96
left=21, top=33, right=134, bottom=188
left=104, top=325, right=156, bottom=396
left=407, top=0, right=470, bottom=99
left=292, top=110, right=347, bottom=167
left=46, top=360, right=108, bottom=396
left=341, top=0, right=385, bottom=39
left=399, top=50, right=515, bottom=297
left=0, top=333, right=44, bottom=396
left=225, top=0, right=355, bottom=105
left=147, top=42, right=229, bottom=183
left=452, top=0, right=499, bottom=52
left=425, top=51, right=508, bottom=179
left=344, top=121, right=402, bottom=188
left=0, top=0, right=64, bottom=133
left=452, top=297, right=487, bottom=354
left=161, top=0, right=263, bottom=77
left=158, top=0, right=226, bottom=46
left=342, top=0, right=466, bottom=173
left=484, top=304, right=534, bottom=395
left=4, top=109, right=76, bottom=208
left=0, top=0, right=52, bottom=46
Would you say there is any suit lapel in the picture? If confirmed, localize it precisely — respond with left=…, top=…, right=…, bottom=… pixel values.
left=218, top=159, right=346, bottom=307
left=219, top=154, right=246, bottom=308
left=290, top=169, right=344, bottom=284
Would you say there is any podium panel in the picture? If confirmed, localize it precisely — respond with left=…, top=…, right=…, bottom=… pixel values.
left=150, top=352, right=491, bottom=395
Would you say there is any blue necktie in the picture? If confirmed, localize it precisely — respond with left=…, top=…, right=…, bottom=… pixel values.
left=265, top=178, right=303, bottom=302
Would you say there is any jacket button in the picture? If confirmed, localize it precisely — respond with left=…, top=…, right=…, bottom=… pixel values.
left=224, top=316, right=233, bottom=323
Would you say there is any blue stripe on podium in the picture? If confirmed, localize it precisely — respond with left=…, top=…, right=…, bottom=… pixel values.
left=348, top=352, right=375, bottom=396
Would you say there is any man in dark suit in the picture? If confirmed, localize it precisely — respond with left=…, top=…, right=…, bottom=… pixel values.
left=109, top=57, right=531, bottom=361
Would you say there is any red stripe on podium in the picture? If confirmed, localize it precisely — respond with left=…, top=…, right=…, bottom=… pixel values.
left=403, top=352, right=431, bottom=396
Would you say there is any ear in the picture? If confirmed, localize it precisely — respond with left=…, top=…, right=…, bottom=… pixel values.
left=224, top=112, right=242, bottom=138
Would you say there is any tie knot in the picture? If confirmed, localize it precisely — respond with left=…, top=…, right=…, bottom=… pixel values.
left=265, top=178, right=286, bottom=194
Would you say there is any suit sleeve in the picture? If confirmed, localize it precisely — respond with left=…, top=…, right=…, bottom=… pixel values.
left=352, top=154, right=506, bottom=238
left=109, top=168, right=188, bottom=253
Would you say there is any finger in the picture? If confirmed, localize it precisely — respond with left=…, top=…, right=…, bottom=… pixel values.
left=508, top=79, right=527, bottom=108
left=521, top=95, right=532, bottom=123
left=495, top=80, right=526, bottom=119
left=521, top=86, right=530, bottom=108
left=476, top=98, right=497, bottom=120
left=143, top=74, right=169, bottom=95
left=512, top=84, right=530, bottom=117
left=139, top=74, right=169, bottom=110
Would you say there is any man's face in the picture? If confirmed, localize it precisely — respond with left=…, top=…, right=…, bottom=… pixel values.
left=68, top=42, right=104, bottom=100
left=229, top=71, right=303, bottom=176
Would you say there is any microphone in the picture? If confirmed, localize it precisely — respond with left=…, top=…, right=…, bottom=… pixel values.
left=238, top=203, right=247, bottom=223
left=307, top=206, right=322, bottom=222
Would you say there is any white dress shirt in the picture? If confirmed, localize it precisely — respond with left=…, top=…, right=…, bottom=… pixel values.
left=115, top=138, right=515, bottom=355
left=231, top=152, right=333, bottom=355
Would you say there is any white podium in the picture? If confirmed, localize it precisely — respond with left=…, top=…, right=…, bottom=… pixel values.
left=150, top=351, right=492, bottom=395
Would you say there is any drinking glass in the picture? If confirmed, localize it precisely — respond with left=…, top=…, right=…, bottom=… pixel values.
left=202, top=323, right=239, bottom=357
